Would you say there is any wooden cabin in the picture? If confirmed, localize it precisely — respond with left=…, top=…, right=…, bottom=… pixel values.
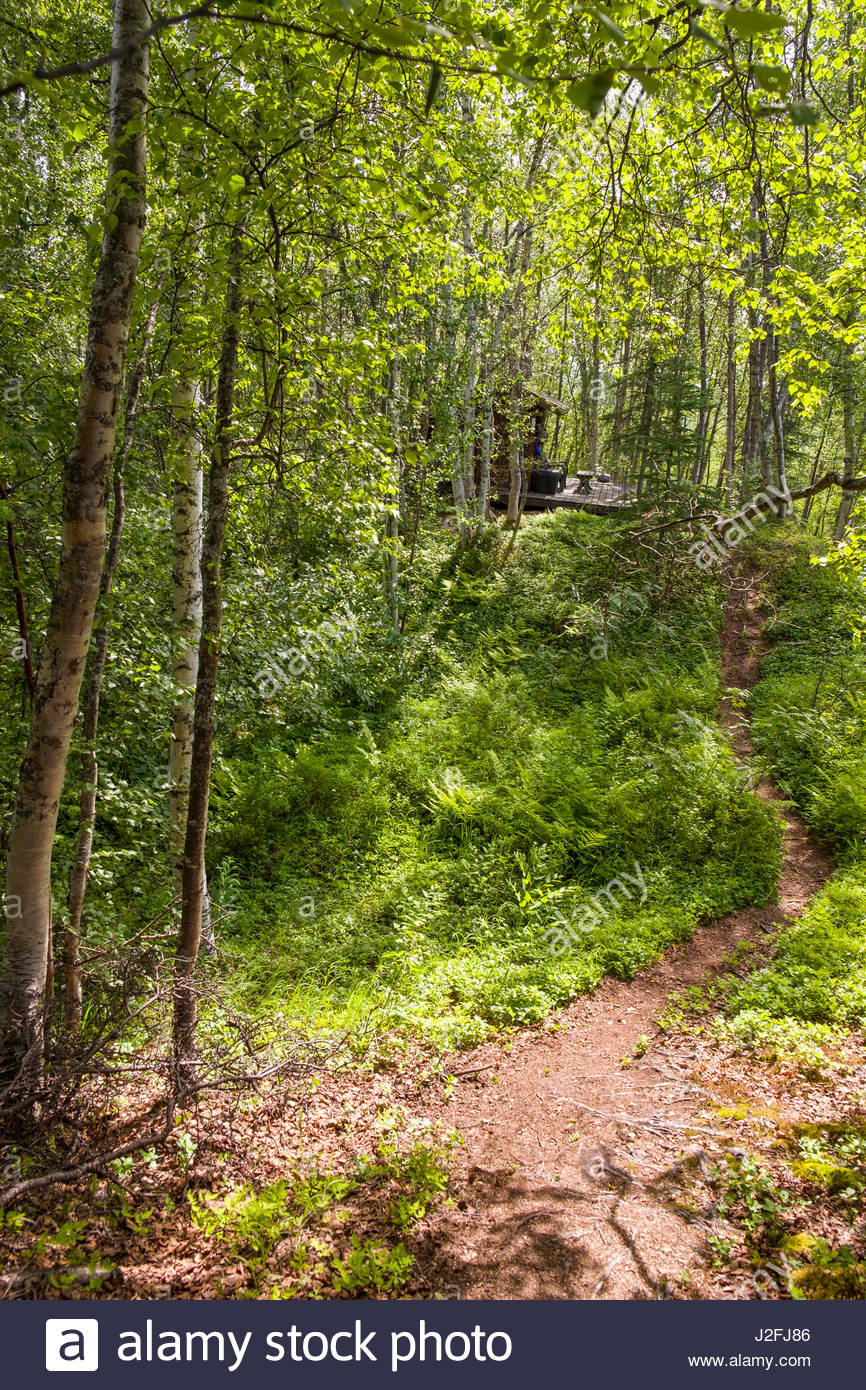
left=485, top=388, right=568, bottom=494
left=434, top=383, right=635, bottom=516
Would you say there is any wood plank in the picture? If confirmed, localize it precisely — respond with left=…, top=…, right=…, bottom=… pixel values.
left=491, top=476, right=636, bottom=515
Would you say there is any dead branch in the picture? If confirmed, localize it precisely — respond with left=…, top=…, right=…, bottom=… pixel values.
left=0, top=1099, right=176, bottom=1207
left=559, top=1096, right=732, bottom=1139
left=789, top=469, right=866, bottom=502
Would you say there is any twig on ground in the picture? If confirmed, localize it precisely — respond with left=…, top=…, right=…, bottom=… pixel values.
left=559, top=1097, right=732, bottom=1139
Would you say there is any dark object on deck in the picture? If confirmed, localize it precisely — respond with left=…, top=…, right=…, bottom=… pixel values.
left=530, top=467, right=565, bottom=495
left=483, top=387, right=636, bottom=516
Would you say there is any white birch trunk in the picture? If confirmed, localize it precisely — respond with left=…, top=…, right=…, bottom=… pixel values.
left=0, top=0, right=150, bottom=1076
left=461, top=206, right=479, bottom=510
left=384, top=352, right=401, bottom=630
left=170, top=365, right=214, bottom=954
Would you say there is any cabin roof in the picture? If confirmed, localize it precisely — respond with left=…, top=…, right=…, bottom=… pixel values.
left=526, top=388, right=568, bottom=413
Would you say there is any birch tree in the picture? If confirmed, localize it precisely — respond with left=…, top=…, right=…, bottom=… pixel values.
left=170, top=254, right=215, bottom=954
left=173, top=210, right=245, bottom=1078
left=63, top=285, right=162, bottom=1032
left=0, top=0, right=151, bottom=1078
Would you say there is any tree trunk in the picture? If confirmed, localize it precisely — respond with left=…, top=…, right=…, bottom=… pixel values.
left=723, top=291, right=736, bottom=507
left=506, top=372, right=525, bottom=525
left=835, top=348, right=858, bottom=540
left=168, top=39, right=214, bottom=957
left=0, top=477, right=36, bottom=705
left=636, top=354, right=655, bottom=494
left=756, top=221, right=776, bottom=491
left=476, top=263, right=511, bottom=527
left=478, top=394, right=494, bottom=524
left=587, top=330, right=600, bottom=475
left=576, top=353, right=589, bottom=467
left=64, top=286, right=161, bottom=1034
left=767, top=325, right=789, bottom=508
left=506, top=218, right=535, bottom=524
left=743, top=317, right=767, bottom=489
left=0, top=0, right=150, bottom=1080
left=170, top=271, right=215, bottom=956
left=741, top=202, right=769, bottom=494
left=505, top=140, right=544, bottom=526
left=802, top=403, right=832, bottom=524
left=442, top=276, right=469, bottom=541
left=459, top=94, right=477, bottom=508
left=611, top=330, right=630, bottom=470
left=384, top=351, right=401, bottom=630
left=461, top=212, right=479, bottom=509
left=172, top=214, right=244, bottom=1082
left=692, top=281, right=709, bottom=484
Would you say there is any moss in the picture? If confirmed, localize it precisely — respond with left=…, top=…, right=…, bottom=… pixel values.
left=780, top=1231, right=822, bottom=1258
left=784, top=1235, right=866, bottom=1300
left=787, top=1118, right=866, bottom=1143
left=791, top=1159, right=865, bottom=1195
left=793, top=1259, right=866, bottom=1300
left=715, top=1102, right=751, bottom=1121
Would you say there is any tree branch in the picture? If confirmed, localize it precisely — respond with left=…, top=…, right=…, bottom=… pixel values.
left=0, top=476, right=35, bottom=703
left=0, top=3, right=222, bottom=99
left=0, top=1099, right=176, bottom=1207
left=0, top=2, right=690, bottom=102
left=789, top=469, right=866, bottom=502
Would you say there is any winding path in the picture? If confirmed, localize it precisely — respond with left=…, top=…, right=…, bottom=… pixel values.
left=419, top=567, right=833, bottom=1299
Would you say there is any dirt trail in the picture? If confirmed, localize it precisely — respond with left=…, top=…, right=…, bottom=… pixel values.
left=419, top=569, right=833, bottom=1300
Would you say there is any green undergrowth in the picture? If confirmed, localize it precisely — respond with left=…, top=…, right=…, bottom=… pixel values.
left=724, top=530, right=866, bottom=1052
left=712, top=527, right=866, bottom=1297
left=0, top=1123, right=455, bottom=1301
left=188, top=1131, right=453, bottom=1298
left=211, top=510, right=782, bottom=1047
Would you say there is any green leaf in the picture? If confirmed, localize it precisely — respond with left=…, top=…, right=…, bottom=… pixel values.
left=366, top=22, right=422, bottom=45
left=789, top=102, right=821, bottom=126
left=751, top=62, right=789, bottom=94
left=689, top=21, right=725, bottom=51
left=592, top=9, right=628, bottom=46
left=724, top=7, right=786, bottom=37
left=636, top=69, right=660, bottom=95
left=566, top=70, right=614, bottom=116
left=423, top=64, right=443, bottom=118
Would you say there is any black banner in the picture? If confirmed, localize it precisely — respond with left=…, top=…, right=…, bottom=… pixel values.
left=8, top=1298, right=854, bottom=1387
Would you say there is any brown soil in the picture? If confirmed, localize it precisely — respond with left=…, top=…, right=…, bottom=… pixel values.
left=414, top=566, right=835, bottom=1300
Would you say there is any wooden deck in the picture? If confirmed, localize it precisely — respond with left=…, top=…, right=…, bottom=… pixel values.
left=492, top=476, right=636, bottom=516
